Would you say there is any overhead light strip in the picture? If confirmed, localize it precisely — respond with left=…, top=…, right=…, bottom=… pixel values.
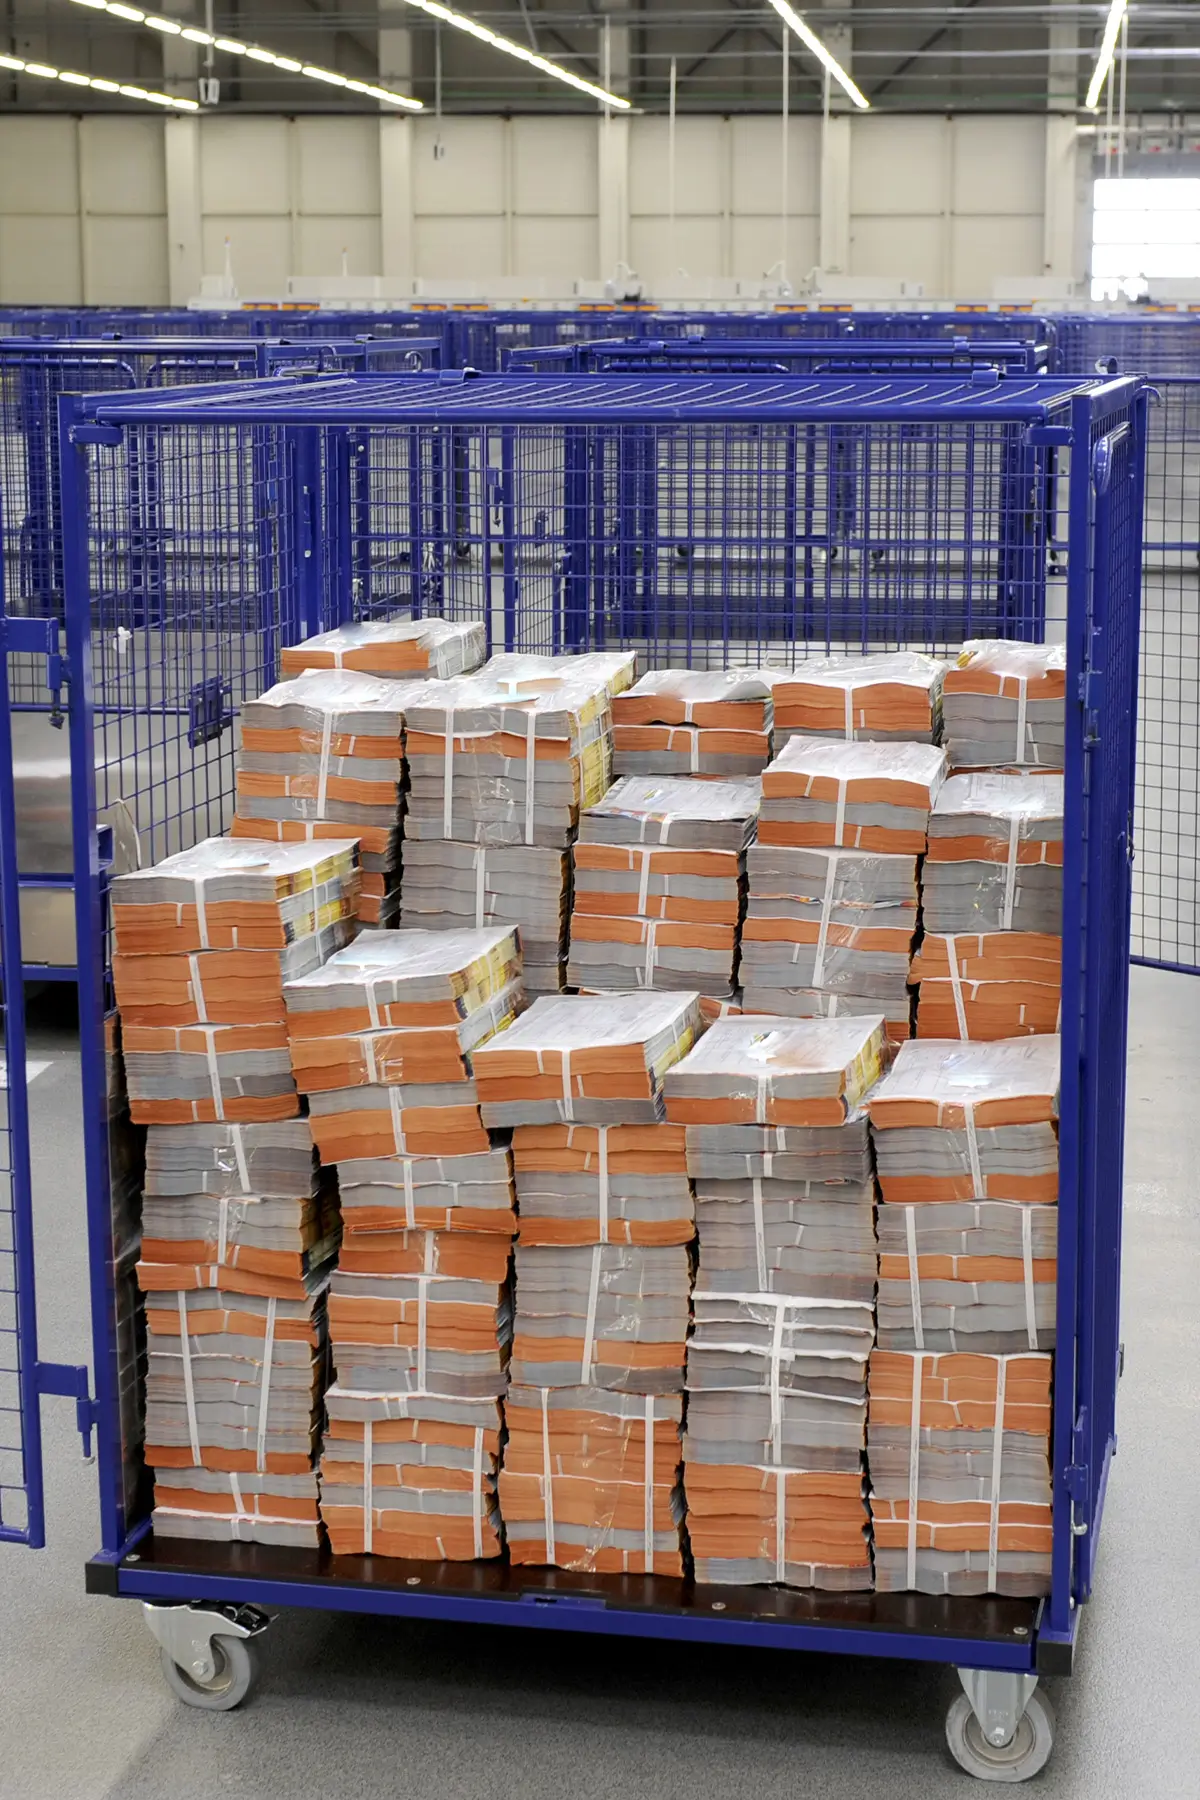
left=398, top=0, right=631, bottom=110
left=0, top=48, right=198, bottom=107
left=766, top=0, right=870, bottom=111
left=1085, top=0, right=1128, bottom=111
left=64, top=0, right=423, bottom=109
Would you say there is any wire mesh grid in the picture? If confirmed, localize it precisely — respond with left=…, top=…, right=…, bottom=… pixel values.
left=1134, top=376, right=1200, bottom=967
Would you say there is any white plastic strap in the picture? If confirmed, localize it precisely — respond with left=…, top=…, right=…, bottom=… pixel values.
left=416, top=1271, right=429, bottom=1391
left=944, top=933, right=969, bottom=1041
left=540, top=1386, right=556, bottom=1561
left=199, top=1026, right=224, bottom=1120
left=442, top=707, right=455, bottom=839
left=561, top=1049, right=575, bottom=1123
left=906, top=1352, right=925, bottom=1591
left=682, top=698, right=694, bottom=724
left=473, top=847, right=487, bottom=928
left=472, top=1425, right=485, bottom=1559
left=755, top=1075, right=769, bottom=1126
left=689, top=727, right=700, bottom=775
left=255, top=1296, right=277, bottom=1474
left=216, top=1196, right=230, bottom=1268
left=403, top=1159, right=416, bottom=1230
left=363, top=1033, right=380, bottom=1086
left=636, top=848, right=652, bottom=917
left=644, top=919, right=658, bottom=985
left=177, top=1291, right=201, bottom=1465
left=643, top=1394, right=655, bottom=1572
left=843, top=685, right=854, bottom=741
left=229, top=1472, right=244, bottom=1513
left=762, top=1151, right=774, bottom=1180
left=187, top=955, right=207, bottom=1022
left=229, top=1124, right=250, bottom=1193
left=1014, top=675, right=1028, bottom=762
left=963, top=1101, right=984, bottom=1197
left=750, top=1177, right=769, bottom=1290
left=365, top=978, right=382, bottom=1032
left=389, top=1088, right=407, bottom=1154
left=580, top=1244, right=602, bottom=1383
left=834, top=778, right=848, bottom=847
left=362, top=1418, right=374, bottom=1553
left=987, top=1358, right=1007, bottom=1591
left=193, top=876, right=210, bottom=951
left=905, top=1206, right=925, bottom=1351
left=524, top=711, right=537, bottom=846
left=775, top=1467, right=788, bottom=1582
left=596, top=1127, right=609, bottom=1244
left=812, top=851, right=840, bottom=989
left=1003, top=815, right=1020, bottom=930
left=769, top=1302, right=786, bottom=1462
left=657, top=813, right=675, bottom=845
left=316, top=709, right=334, bottom=816
left=1022, top=1206, right=1039, bottom=1350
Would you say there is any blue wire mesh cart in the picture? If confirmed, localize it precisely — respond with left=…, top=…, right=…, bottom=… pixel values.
left=4, top=369, right=1147, bottom=1778
left=504, top=336, right=1053, bottom=375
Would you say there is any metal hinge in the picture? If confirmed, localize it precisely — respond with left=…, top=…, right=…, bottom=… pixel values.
left=69, top=423, right=123, bottom=447
left=36, top=1362, right=97, bottom=1461
left=0, top=613, right=70, bottom=725
left=1078, top=666, right=1104, bottom=744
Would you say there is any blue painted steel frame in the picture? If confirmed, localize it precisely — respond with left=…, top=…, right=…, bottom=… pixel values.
left=505, top=337, right=1052, bottom=375
left=55, top=369, right=1142, bottom=1680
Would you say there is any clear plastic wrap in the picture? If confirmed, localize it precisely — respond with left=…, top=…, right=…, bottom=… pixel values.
left=510, top=1242, right=691, bottom=1394
left=282, top=926, right=522, bottom=1033
left=770, top=652, right=949, bottom=746
left=923, top=772, right=1064, bottom=935
left=759, top=737, right=947, bottom=853
left=942, top=640, right=1066, bottom=771
left=912, top=931, right=1062, bottom=1041
left=280, top=617, right=486, bottom=682
left=400, top=840, right=570, bottom=992
left=866, top=1349, right=1052, bottom=1596
left=664, top=1014, right=886, bottom=1127
left=612, top=666, right=777, bottom=730
left=512, top=1122, right=693, bottom=1247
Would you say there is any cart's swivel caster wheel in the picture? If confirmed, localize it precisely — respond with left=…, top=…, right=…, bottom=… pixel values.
left=159, top=1634, right=259, bottom=1711
left=946, top=1685, right=1055, bottom=1783
left=144, top=1601, right=268, bottom=1713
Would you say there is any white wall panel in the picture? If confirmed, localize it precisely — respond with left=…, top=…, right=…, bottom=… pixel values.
left=850, top=216, right=945, bottom=292
left=630, top=216, right=725, bottom=282
left=512, top=118, right=596, bottom=216
left=952, top=215, right=1044, bottom=292
left=630, top=117, right=724, bottom=215
left=512, top=216, right=596, bottom=282
left=731, top=216, right=820, bottom=281
left=201, top=216, right=291, bottom=294
left=0, top=117, right=79, bottom=214
left=851, top=117, right=945, bottom=216
left=413, top=119, right=506, bottom=216
left=200, top=119, right=290, bottom=215
left=0, top=217, right=81, bottom=303
left=79, top=118, right=165, bottom=216
left=295, top=216, right=382, bottom=277
left=953, top=116, right=1044, bottom=215
left=296, top=118, right=380, bottom=216
left=730, top=116, right=821, bottom=217
left=82, top=218, right=168, bottom=305
left=413, top=215, right=507, bottom=277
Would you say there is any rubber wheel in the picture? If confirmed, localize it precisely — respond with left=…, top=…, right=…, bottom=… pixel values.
left=160, top=1634, right=259, bottom=1711
left=945, top=1688, right=1055, bottom=1783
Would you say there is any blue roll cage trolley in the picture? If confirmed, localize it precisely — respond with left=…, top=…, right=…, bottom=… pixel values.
left=0, top=365, right=1146, bottom=1781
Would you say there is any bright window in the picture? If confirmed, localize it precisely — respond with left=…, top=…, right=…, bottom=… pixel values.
left=1091, top=178, right=1200, bottom=300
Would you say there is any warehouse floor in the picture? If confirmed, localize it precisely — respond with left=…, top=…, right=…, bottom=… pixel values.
left=2, top=965, right=1197, bottom=1800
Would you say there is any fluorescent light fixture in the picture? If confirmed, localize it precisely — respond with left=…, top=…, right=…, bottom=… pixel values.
left=398, top=0, right=631, bottom=110
left=1086, top=0, right=1128, bottom=110
left=0, top=49, right=199, bottom=107
left=62, top=0, right=423, bottom=108
left=766, top=0, right=870, bottom=111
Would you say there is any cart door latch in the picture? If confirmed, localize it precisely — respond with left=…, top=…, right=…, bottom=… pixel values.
left=36, top=1361, right=97, bottom=1461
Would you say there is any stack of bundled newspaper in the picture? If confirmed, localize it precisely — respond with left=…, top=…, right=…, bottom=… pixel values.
left=770, top=653, right=948, bottom=749
left=666, top=1015, right=884, bottom=1590
left=611, top=668, right=776, bottom=778
left=280, top=617, right=486, bottom=683
left=480, top=994, right=700, bottom=1573
left=941, top=641, right=1066, bottom=771
left=921, top=774, right=1063, bottom=938
left=759, top=738, right=946, bottom=855
left=568, top=776, right=759, bottom=999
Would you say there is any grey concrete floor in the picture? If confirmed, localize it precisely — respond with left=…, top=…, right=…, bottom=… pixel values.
left=2, top=966, right=1198, bottom=1799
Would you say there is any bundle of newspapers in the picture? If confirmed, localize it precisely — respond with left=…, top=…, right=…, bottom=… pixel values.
left=770, top=653, right=947, bottom=749
left=112, top=838, right=360, bottom=1124
left=280, top=617, right=486, bottom=682
left=493, top=992, right=696, bottom=1573
left=741, top=843, right=918, bottom=1042
left=233, top=670, right=426, bottom=926
left=866, top=1036, right=1059, bottom=1354
left=403, top=664, right=615, bottom=848
left=283, top=926, right=521, bottom=1164
left=611, top=668, right=776, bottom=778
left=921, top=773, right=1064, bottom=937
left=911, top=932, right=1061, bottom=1040
left=138, top=1117, right=331, bottom=1547
left=400, top=840, right=570, bottom=992
left=759, top=738, right=947, bottom=856
left=867, top=1350, right=1053, bottom=1595
left=568, top=776, right=759, bottom=998
left=669, top=1015, right=883, bottom=1590
left=941, top=641, right=1066, bottom=771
